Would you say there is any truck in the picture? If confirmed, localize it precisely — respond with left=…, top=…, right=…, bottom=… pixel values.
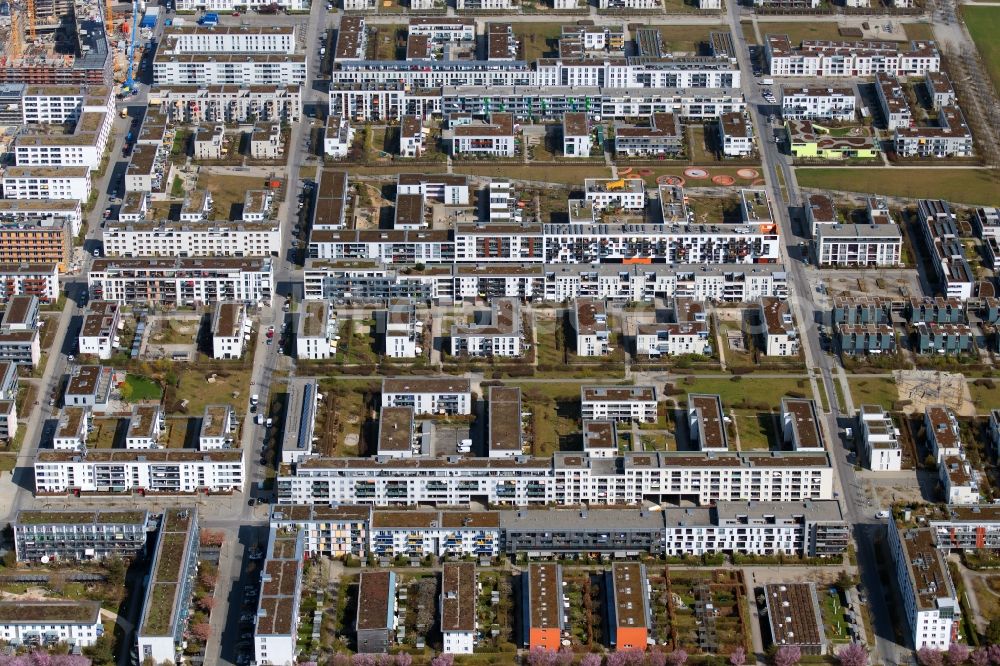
left=140, top=7, right=159, bottom=28
left=199, top=12, right=219, bottom=25
left=250, top=393, right=259, bottom=406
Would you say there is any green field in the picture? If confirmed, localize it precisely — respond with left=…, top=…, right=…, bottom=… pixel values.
left=848, top=377, right=898, bottom=412
left=962, top=6, right=1000, bottom=93
left=757, top=21, right=853, bottom=44
left=795, top=168, right=1000, bottom=206
left=121, top=375, right=163, bottom=402
left=673, top=376, right=810, bottom=409
left=969, top=380, right=1000, bottom=412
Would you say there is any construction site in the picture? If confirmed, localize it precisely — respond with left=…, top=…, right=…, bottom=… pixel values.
left=0, top=0, right=143, bottom=87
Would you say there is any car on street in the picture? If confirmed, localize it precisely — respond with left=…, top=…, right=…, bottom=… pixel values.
left=247, top=499, right=255, bottom=506
left=875, top=510, right=890, bottom=519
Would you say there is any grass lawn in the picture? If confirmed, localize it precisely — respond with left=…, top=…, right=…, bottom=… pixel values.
left=121, top=375, right=163, bottom=402
left=516, top=22, right=563, bottom=61
left=820, top=590, right=851, bottom=642
left=903, top=22, right=935, bottom=42
left=452, top=164, right=611, bottom=186
left=662, top=0, right=702, bottom=12
left=88, top=418, right=121, bottom=448
left=962, top=6, right=1000, bottom=93
left=196, top=173, right=272, bottom=220
left=673, top=376, right=809, bottom=409
left=795, top=168, right=1000, bottom=207
left=740, top=21, right=757, bottom=45
left=170, top=366, right=250, bottom=415
left=657, top=25, right=714, bottom=54
left=639, top=432, right=677, bottom=451
left=348, top=164, right=449, bottom=177
left=969, top=380, right=1000, bottom=412
left=757, top=21, right=855, bottom=44
left=848, top=377, right=898, bottom=411
left=732, top=408, right=776, bottom=450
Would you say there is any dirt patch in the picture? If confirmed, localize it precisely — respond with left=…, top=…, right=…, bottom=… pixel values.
left=893, top=370, right=974, bottom=416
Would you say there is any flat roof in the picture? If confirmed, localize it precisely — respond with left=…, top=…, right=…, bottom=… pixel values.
left=357, top=570, right=394, bottom=632
left=689, top=394, right=727, bottom=450
left=378, top=406, right=414, bottom=453
left=896, top=526, right=954, bottom=610
left=128, top=405, right=161, bottom=440
left=528, top=563, right=562, bottom=631
left=764, top=583, right=825, bottom=648
left=15, top=509, right=148, bottom=525
left=255, top=527, right=303, bottom=637
left=611, top=563, right=648, bottom=632
left=581, top=386, right=656, bottom=402
left=212, top=302, right=243, bottom=339
left=489, top=386, right=522, bottom=453
left=2, top=295, right=35, bottom=327
left=441, top=562, right=476, bottom=633
left=574, top=298, right=607, bottom=335
left=926, top=406, right=961, bottom=451
left=140, top=508, right=197, bottom=637
left=0, top=601, right=101, bottom=625
left=782, top=398, right=821, bottom=450
left=583, top=420, right=616, bottom=450
left=382, top=377, right=470, bottom=394
left=299, top=300, right=330, bottom=339
left=200, top=404, right=232, bottom=440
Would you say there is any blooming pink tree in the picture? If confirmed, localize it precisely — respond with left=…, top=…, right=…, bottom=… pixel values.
left=430, top=654, right=455, bottom=666
left=918, top=647, right=945, bottom=666
left=730, top=646, right=748, bottom=666
left=988, top=645, right=1000, bottom=666
left=666, top=649, right=689, bottom=666
left=527, top=648, right=557, bottom=666
left=394, top=654, right=414, bottom=666
left=837, top=642, right=869, bottom=666
left=971, top=649, right=990, bottom=666
left=648, top=650, right=668, bottom=666
left=351, top=655, right=376, bottom=666
left=580, top=654, right=603, bottom=666
left=947, top=645, right=971, bottom=666
left=773, top=645, right=802, bottom=666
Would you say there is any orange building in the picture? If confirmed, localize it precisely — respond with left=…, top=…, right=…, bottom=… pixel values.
left=607, top=562, right=650, bottom=651
left=0, top=221, right=71, bottom=272
left=523, top=563, right=563, bottom=651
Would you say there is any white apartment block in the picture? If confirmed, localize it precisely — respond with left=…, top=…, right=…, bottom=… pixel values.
left=53, top=407, right=89, bottom=450
left=450, top=298, right=523, bottom=357
left=636, top=321, right=710, bottom=356
left=268, top=504, right=372, bottom=559
left=859, top=405, right=902, bottom=472
left=250, top=124, right=283, bottom=160
left=324, top=115, right=355, bottom=159
left=448, top=114, right=516, bottom=157
left=14, top=111, right=112, bottom=169
left=253, top=527, right=304, bottom=666
left=571, top=298, right=610, bottom=357
left=78, top=300, right=121, bottom=360
left=1, top=166, right=91, bottom=202
left=33, top=450, right=244, bottom=494
left=199, top=404, right=236, bottom=450
left=584, top=178, right=646, bottom=212
left=562, top=113, right=592, bottom=158
left=894, top=106, right=974, bottom=158
left=153, top=56, right=308, bottom=86
left=193, top=125, right=225, bottom=160
left=166, top=26, right=297, bottom=54
left=888, top=524, right=959, bottom=650
left=0, top=199, right=82, bottom=237
left=581, top=386, right=657, bottom=423
left=379, top=300, right=420, bottom=359
left=441, top=563, right=476, bottom=655
left=599, top=0, right=659, bottom=8
left=718, top=112, right=754, bottom=157
left=211, top=301, right=250, bottom=360
left=381, top=377, right=472, bottom=416
left=175, top=0, right=310, bottom=10
left=699, top=0, right=722, bottom=8
left=781, top=86, right=856, bottom=121
left=296, top=300, right=337, bottom=360
left=0, top=263, right=60, bottom=303
left=765, top=36, right=941, bottom=78
left=0, top=602, right=103, bottom=648
left=926, top=406, right=962, bottom=462
left=20, top=86, right=115, bottom=125
left=154, top=85, right=302, bottom=124
left=399, top=115, right=425, bottom=158
left=875, top=73, right=913, bottom=131
left=940, top=456, right=980, bottom=505
left=397, top=174, right=471, bottom=207
left=277, top=450, right=833, bottom=506
left=343, top=0, right=376, bottom=8
left=406, top=18, right=476, bottom=43
left=102, top=221, right=280, bottom=258
left=369, top=513, right=501, bottom=560
left=125, top=405, right=164, bottom=449
left=759, top=297, right=799, bottom=356
left=456, top=0, right=513, bottom=9
left=88, top=257, right=274, bottom=306
left=925, top=72, right=956, bottom=110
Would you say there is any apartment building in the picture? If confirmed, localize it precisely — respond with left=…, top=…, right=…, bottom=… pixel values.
left=815, top=222, right=902, bottom=268
left=563, top=113, right=592, bottom=158
left=154, top=53, right=307, bottom=86
left=0, top=602, right=103, bottom=649
left=64, top=365, right=114, bottom=412
left=764, top=584, right=827, bottom=656
left=916, top=199, right=975, bottom=301
left=281, top=379, right=318, bottom=465
left=584, top=178, right=647, bottom=212
left=940, top=456, right=980, bottom=505
left=376, top=406, right=417, bottom=460
left=249, top=124, right=283, bottom=160
left=607, top=563, right=650, bottom=651
left=1, top=166, right=91, bottom=202
left=447, top=114, right=516, bottom=157
left=399, top=115, right=425, bottom=158
left=488, top=386, right=524, bottom=459
left=636, top=297, right=710, bottom=357
left=0, top=360, right=18, bottom=441
left=451, top=298, right=523, bottom=357
left=268, top=504, right=371, bottom=558
left=136, top=509, right=200, bottom=666
left=759, top=297, right=799, bottom=356
left=888, top=524, right=959, bottom=649
left=124, top=146, right=161, bottom=193
left=894, top=106, right=974, bottom=158
left=926, top=406, right=962, bottom=462
left=13, top=509, right=153, bottom=562
left=211, top=301, right=249, bottom=360
left=254, top=527, right=305, bottom=666
left=0, top=323, right=40, bottom=367
left=14, top=111, right=112, bottom=169
left=153, top=85, right=302, bottom=124
left=192, top=125, right=225, bottom=160
left=765, top=35, right=941, bottom=78
left=524, top=564, right=564, bottom=651
left=581, top=386, right=657, bottom=422
left=125, top=404, right=164, bottom=449
left=0, top=198, right=82, bottom=235
left=378, top=300, right=420, bottom=358
left=875, top=73, right=913, bottom=130
left=719, top=112, right=754, bottom=157
left=781, top=398, right=824, bottom=452
left=571, top=298, right=610, bottom=357
left=441, top=563, right=477, bottom=655
left=199, top=404, right=235, bottom=450
left=78, top=300, right=121, bottom=360
left=781, top=86, right=856, bottom=121
left=175, top=0, right=311, bottom=9
left=356, top=571, right=397, bottom=654
left=614, top=113, right=682, bottom=158
left=837, top=324, right=896, bottom=355
left=915, top=322, right=974, bottom=355
left=370, top=512, right=501, bottom=560
left=88, top=257, right=274, bottom=306
left=102, top=217, right=280, bottom=258
left=278, top=450, right=834, bottom=507
left=929, top=505, right=1000, bottom=551
left=859, top=405, right=902, bottom=472
left=925, top=72, right=957, bottom=110
left=296, top=300, right=337, bottom=360
left=324, top=115, right=355, bottom=159
left=53, top=406, right=89, bottom=451
left=688, top=394, right=728, bottom=451
left=581, top=420, right=617, bottom=459
left=381, top=377, right=472, bottom=415
left=33, top=449, right=244, bottom=494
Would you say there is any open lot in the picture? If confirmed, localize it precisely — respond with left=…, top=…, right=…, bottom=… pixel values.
left=656, top=25, right=715, bottom=54
left=756, top=21, right=851, bottom=44
left=732, top=408, right=776, bottom=450
left=668, top=376, right=810, bottom=409
left=315, top=379, right=379, bottom=457
left=848, top=377, right=899, bottom=411
left=796, top=168, right=1000, bottom=207
left=516, top=22, right=563, bottom=61
left=167, top=365, right=251, bottom=415
left=195, top=172, right=276, bottom=220
left=969, top=378, right=1000, bottom=412
left=962, top=6, right=1000, bottom=93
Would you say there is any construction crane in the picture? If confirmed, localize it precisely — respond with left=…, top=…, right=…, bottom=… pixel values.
left=26, top=0, right=36, bottom=41
left=123, top=0, right=140, bottom=93
left=105, top=0, right=114, bottom=35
